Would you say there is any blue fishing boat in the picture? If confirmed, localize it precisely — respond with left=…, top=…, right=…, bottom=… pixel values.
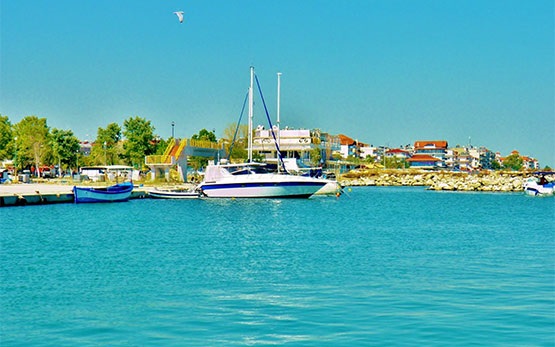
left=73, top=182, right=134, bottom=203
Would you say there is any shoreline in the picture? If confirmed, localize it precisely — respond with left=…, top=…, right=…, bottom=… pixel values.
left=0, top=170, right=539, bottom=206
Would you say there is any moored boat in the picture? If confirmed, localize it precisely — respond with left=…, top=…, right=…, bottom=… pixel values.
left=147, top=187, right=199, bottom=199
left=73, top=182, right=134, bottom=203
left=199, top=162, right=326, bottom=198
left=197, top=67, right=327, bottom=199
left=523, top=172, right=555, bottom=197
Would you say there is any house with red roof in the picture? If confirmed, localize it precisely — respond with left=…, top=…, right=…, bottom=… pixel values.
left=385, top=148, right=411, bottom=160
left=338, top=134, right=368, bottom=159
left=412, top=140, right=448, bottom=168
left=406, top=154, right=442, bottom=169
left=522, top=156, right=539, bottom=170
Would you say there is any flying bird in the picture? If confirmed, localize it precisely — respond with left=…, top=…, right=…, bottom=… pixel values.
left=173, top=11, right=184, bottom=23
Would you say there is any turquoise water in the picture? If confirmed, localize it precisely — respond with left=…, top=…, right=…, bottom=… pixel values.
left=1, top=187, right=554, bottom=346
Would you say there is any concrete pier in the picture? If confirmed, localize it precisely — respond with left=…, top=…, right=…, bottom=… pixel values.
left=0, top=183, right=148, bottom=207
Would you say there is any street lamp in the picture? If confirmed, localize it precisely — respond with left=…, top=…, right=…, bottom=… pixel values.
left=171, top=121, right=175, bottom=139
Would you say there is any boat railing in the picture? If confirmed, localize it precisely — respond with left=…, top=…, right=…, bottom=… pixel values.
left=188, top=138, right=221, bottom=150
left=145, top=155, right=175, bottom=165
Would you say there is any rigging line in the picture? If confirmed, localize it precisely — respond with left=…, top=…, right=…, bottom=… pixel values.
left=227, top=90, right=249, bottom=161
left=254, top=74, right=288, bottom=173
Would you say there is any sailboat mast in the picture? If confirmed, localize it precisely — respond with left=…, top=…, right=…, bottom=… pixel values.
left=248, top=66, right=254, bottom=163
left=276, top=72, right=282, bottom=172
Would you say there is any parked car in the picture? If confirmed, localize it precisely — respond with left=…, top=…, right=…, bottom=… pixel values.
left=39, top=166, right=53, bottom=178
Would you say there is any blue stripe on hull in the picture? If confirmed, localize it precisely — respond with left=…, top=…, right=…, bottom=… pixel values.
left=199, top=181, right=326, bottom=198
left=201, top=181, right=325, bottom=190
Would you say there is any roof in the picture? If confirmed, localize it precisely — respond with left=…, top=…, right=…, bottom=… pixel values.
left=387, top=148, right=409, bottom=154
left=406, top=154, right=442, bottom=162
left=414, top=140, right=448, bottom=149
left=338, top=134, right=367, bottom=146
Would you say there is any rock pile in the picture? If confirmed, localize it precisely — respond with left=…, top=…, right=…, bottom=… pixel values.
left=339, top=169, right=528, bottom=192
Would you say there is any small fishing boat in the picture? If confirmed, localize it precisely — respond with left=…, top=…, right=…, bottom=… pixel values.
left=523, top=172, right=555, bottom=197
left=73, top=182, right=134, bottom=203
left=147, top=187, right=200, bottom=199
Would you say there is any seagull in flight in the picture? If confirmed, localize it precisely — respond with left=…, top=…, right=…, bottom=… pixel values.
left=173, top=11, right=184, bottom=23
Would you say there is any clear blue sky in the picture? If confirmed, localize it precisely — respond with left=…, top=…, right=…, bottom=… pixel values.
left=1, top=0, right=553, bottom=166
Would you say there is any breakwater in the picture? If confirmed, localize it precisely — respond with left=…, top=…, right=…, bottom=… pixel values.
left=339, top=169, right=530, bottom=192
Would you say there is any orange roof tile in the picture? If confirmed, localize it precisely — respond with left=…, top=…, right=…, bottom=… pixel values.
left=414, top=140, right=448, bottom=149
left=338, top=134, right=367, bottom=146
left=406, top=154, right=441, bottom=162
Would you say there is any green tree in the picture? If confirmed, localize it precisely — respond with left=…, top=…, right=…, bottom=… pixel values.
left=154, top=137, right=169, bottom=155
left=384, top=156, right=408, bottom=169
left=221, top=123, right=248, bottom=161
left=502, top=153, right=523, bottom=171
left=491, top=160, right=501, bottom=170
left=192, top=128, right=217, bottom=142
left=0, top=115, right=13, bottom=160
left=50, top=128, right=81, bottom=172
left=13, top=116, right=50, bottom=174
left=309, top=146, right=322, bottom=166
left=123, top=116, right=156, bottom=168
left=91, top=123, right=122, bottom=165
left=190, top=128, right=218, bottom=169
left=363, top=156, right=376, bottom=164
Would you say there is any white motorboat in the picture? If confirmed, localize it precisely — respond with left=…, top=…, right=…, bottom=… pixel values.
left=523, top=173, right=555, bottom=197
left=199, top=162, right=326, bottom=198
left=198, top=67, right=327, bottom=198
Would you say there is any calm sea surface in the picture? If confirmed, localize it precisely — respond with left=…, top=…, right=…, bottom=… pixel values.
left=1, top=187, right=554, bottom=346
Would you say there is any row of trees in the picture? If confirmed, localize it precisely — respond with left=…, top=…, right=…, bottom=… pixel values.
left=0, top=114, right=255, bottom=176
left=0, top=114, right=163, bottom=174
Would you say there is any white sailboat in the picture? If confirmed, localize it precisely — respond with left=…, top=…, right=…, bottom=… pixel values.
left=198, top=67, right=327, bottom=198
